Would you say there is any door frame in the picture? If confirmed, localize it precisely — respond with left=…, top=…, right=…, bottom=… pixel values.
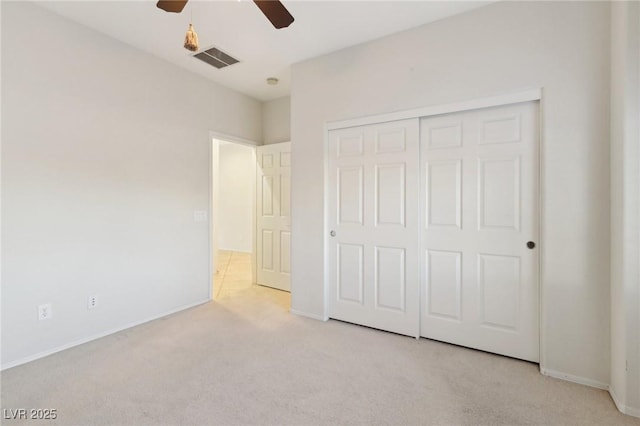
left=323, top=87, right=545, bottom=363
left=208, top=131, right=260, bottom=301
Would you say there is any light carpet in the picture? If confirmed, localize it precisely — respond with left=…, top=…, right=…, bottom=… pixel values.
left=1, top=252, right=637, bottom=425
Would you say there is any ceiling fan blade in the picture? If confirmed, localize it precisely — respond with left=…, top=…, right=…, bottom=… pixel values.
left=253, top=1, right=294, bottom=29
left=157, top=0, right=188, bottom=13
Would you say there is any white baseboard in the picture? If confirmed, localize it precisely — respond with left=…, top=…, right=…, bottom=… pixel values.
left=537, top=367, right=640, bottom=418
left=609, top=387, right=640, bottom=418
left=539, top=367, right=609, bottom=390
left=627, top=406, right=640, bottom=418
left=218, top=247, right=252, bottom=254
left=1, top=299, right=211, bottom=371
left=609, top=386, right=626, bottom=412
left=290, top=309, right=328, bottom=321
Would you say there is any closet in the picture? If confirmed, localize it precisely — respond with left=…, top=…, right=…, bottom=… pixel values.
left=327, top=101, right=539, bottom=362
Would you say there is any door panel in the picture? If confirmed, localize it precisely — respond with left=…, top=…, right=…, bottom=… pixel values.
left=280, top=175, right=291, bottom=217
left=426, top=249, right=462, bottom=320
left=478, top=158, right=520, bottom=230
left=338, top=243, right=364, bottom=303
left=256, top=142, right=291, bottom=291
left=375, top=246, right=406, bottom=311
left=261, top=176, right=274, bottom=215
left=338, top=167, right=364, bottom=225
left=375, top=164, right=406, bottom=226
left=425, top=120, right=463, bottom=149
left=427, top=160, right=462, bottom=228
left=328, top=119, right=420, bottom=337
left=478, top=254, right=520, bottom=330
left=420, top=101, right=539, bottom=362
left=280, top=231, right=291, bottom=274
left=261, top=230, right=273, bottom=271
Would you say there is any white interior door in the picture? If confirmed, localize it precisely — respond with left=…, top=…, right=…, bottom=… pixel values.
left=328, top=119, right=420, bottom=337
left=420, top=101, right=539, bottom=361
left=256, top=142, right=291, bottom=291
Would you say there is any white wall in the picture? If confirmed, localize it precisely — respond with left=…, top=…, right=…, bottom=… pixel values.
left=262, top=97, right=291, bottom=145
left=1, top=1, right=262, bottom=368
left=291, top=1, right=611, bottom=386
left=218, top=142, right=254, bottom=253
left=610, top=0, right=640, bottom=416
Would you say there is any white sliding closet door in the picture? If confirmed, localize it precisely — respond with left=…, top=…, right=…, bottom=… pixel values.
left=420, top=102, right=539, bottom=362
left=256, top=142, right=291, bottom=292
left=328, top=119, right=420, bottom=337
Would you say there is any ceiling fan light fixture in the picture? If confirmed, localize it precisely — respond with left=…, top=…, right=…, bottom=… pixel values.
left=184, top=23, right=199, bottom=52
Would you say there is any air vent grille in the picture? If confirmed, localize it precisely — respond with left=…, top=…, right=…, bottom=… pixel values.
left=194, top=47, right=239, bottom=69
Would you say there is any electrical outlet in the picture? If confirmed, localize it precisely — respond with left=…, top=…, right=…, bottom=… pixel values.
left=38, top=303, right=52, bottom=321
left=87, top=295, right=98, bottom=310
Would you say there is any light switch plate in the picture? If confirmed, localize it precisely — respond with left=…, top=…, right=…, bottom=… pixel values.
left=193, top=210, right=208, bottom=222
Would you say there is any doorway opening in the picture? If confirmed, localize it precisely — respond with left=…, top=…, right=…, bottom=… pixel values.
left=210, top=136, right=291, bottom=307
left=212, top=139, right=256, bottom=299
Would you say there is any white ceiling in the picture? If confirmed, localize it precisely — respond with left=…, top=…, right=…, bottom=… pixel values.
left=36, top=0, right=492, bottom=102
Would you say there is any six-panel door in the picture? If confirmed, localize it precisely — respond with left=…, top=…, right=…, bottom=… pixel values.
left=420, top=102, right=539, bottom=362
left=328, top=119, right=420, bottom=337
left=257, top=142, right=291, bottom=292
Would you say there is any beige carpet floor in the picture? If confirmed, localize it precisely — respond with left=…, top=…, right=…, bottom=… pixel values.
left=1, top=251, right=638, bottom=426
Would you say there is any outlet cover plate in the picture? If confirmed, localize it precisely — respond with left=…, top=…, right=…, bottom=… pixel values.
left=87, top=295, right=98, bottom=309
left=38, top=303, right=52, bottom=320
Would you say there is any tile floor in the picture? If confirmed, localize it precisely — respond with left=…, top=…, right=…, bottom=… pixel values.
left=214, top=250, right=290, bottom=308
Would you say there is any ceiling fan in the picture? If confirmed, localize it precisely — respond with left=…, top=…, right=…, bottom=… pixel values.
left=156, top=0, right=295, bottom=29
